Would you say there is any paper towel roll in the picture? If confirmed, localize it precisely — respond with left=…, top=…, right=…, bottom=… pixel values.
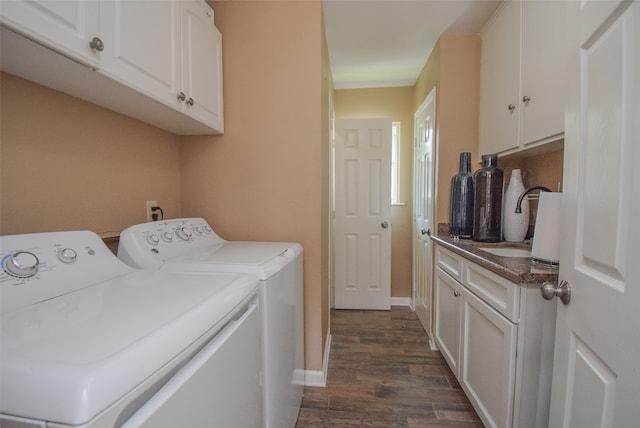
left=532, top=192, right=562, bottom=264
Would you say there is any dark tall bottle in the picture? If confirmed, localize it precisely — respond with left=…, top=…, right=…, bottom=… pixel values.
left=472, top=154, right=504, bottom=242
left=450, top=152, right=474, bottom=238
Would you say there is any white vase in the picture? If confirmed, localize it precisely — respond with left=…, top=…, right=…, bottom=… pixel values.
left=503, top=169, right=529, bottom=242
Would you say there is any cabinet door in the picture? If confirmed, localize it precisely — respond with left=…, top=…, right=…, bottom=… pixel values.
left=0, top=0, right=100, bottom=66
left=479, top=0, right=521, bottom=156
left=181, top=0, right=224, bottom=131
left=99, top=0, right=181, bottom=108
left=460, top=287, right=517, bottom=428
left=434, top=267, right=463, bottom=377
left=520, top=0, right=565, bottom=145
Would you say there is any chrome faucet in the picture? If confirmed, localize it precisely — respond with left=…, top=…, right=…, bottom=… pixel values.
left=515, top=186, right=552, bottom=213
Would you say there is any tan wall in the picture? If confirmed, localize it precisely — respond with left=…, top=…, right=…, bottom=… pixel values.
left=333, top=87, right=414, bottom=298
left=181, top=1, right=327, bottom=371
left=413, top=35, right=481, bottom=226
left=0, top=72, right=181, bottom=236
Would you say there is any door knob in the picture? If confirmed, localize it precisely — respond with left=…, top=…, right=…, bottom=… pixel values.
left=421, top=228, right=431, bottom=236
left=541, top=280, right=571, bottom=305
left=381, top=221, right=389, bottom=229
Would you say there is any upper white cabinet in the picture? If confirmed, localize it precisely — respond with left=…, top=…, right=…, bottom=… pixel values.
left=99, top=0, right=181, bottom=110
left=0, top=0, right=101, bottom=67
left=0, top=0, right=223, bottom=135
left=479, top=0, right=565, bottom=157
left=180, top=0, right=224, bottom=131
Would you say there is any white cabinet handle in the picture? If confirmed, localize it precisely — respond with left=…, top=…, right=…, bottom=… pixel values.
left=89, top=37, right=104, bottom=52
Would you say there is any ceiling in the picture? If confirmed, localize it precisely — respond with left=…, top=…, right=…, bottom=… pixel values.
left=322, top=0, right=502, bottom=89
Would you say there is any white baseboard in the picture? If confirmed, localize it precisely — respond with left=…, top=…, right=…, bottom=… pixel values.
left=304, top=330, right=332, bottom=387
left=390, top=296, right=412, bottom=307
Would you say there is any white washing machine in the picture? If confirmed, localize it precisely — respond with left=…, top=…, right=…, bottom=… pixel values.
left=117, top=217, right=304, bottom=428
left=0, top=230, right=262, bottom=428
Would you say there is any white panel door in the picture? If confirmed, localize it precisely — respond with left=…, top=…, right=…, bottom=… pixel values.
left=549, top=1, right=640, bottom=426
left=413, top=89, right=436, bottom=343
left=334, top=119, right=392, bottom=310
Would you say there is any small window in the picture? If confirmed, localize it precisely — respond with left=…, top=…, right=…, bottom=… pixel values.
left=391, top=122, right=403, bottom=205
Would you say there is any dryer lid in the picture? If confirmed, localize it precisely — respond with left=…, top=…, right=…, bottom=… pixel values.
left=167, top=241, right=302, bottom=279
left=0, top=269, right=258, bottom=426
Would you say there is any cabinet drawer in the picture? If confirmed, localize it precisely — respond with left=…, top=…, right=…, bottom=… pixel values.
left=462, top=261, right=520, bottom=323
left=435, top=245, right=463, bottom=282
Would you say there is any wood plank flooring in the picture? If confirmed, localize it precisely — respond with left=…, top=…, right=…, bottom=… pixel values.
left=295, top=307, right=483, bottom=427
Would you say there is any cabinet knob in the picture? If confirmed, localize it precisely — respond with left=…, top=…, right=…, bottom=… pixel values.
left=508, top=103, right=516, bottom=111
left=522, top=95, right=531, bottom=103
left=177, top=92, right=186, bottom=102
left=186, top=97, right=194, bottom=107
left=421, top=228, right=431, bottom=236
left=89, top=37, right=104, bottom=52
left=454, top=291, right=461, bottom=297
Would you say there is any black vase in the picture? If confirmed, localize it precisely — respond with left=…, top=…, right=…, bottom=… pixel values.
left=472, top=154, right=504, bottom=242
left=450, top=152, right=474, bottom=238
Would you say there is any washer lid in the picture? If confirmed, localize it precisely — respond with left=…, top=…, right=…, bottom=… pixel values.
left=0, top=269, right=259, bottom=426
left=167, top=242, right=303, bottom=279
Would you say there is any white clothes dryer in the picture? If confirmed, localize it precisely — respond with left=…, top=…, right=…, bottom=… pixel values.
left=117, top=218, right=304, bottom=428
left=0, top=230, right=261, bottom=428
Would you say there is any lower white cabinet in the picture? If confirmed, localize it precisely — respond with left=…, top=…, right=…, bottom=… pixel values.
left=434, top=268, right=463, bottom=377
left=433, top=244, right=556, bottom=428
left=461, top=284, right=517, bottom=428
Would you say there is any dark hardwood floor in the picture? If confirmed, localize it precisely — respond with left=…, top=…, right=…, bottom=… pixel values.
left=295, top=307, right=483, bottom=427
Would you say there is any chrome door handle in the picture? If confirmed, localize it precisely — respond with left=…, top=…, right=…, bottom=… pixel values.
left=541, top=280, right=571, bottom=305
left=381, top=221, right=389, bottom=229
left=421, top=228, right=431, bottom=236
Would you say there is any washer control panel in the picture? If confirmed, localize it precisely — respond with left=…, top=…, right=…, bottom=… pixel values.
left=118, top=218, right=224, bottom=269
left=140, top=221, right=214, bottom=247
left=0, top=231, right=134, bottom=314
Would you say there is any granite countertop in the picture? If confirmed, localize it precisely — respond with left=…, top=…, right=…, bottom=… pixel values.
left=431, top=225, right=559, bottom=285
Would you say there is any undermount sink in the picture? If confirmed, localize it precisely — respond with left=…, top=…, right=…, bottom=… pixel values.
left=479, top=247, right=532, bottom=258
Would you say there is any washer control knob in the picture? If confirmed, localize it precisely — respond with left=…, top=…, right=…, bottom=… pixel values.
left=194, top=226, right=203, bottom=235
left=146, top=234, right=160, bottom=245
left=58, top=248, right=78, bottom=263
left=203, top=226, right=212, bottom=234
left=162, top=232, right=174, bottom=242
left=176, top=227, right=193, bottom=241
left=4, top=251, right=40, bottom=278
